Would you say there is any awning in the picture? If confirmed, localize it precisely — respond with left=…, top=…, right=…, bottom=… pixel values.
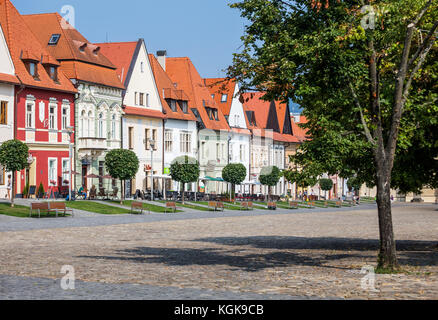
left=202, top=176, right=225, bottom=182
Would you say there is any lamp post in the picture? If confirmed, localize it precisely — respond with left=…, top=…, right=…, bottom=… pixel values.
left=65, top=126, right=74, bottom=201
left=149, top=138, right=156, bottom=201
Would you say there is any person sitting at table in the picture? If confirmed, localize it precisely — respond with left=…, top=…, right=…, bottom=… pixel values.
left=78, top=185, right=87, bottom=200
left=89, top=185, right=97, bottom=200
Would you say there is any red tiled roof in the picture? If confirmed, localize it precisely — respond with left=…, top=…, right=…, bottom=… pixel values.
left=0, top=72, right=19, bottom=84
left=0, top=0, right=76, bottom=93
left=242, top=91, right=299, bottom=143
left=21, top=12, right=123, bottom=89
left=148, top=54, right=196, bottom=122
left=124, top=106, right=166, bottom=119
left=96, top=41, right=137, bottom=85
left=292, top=115, right=309, bottom=142
left=204, top=78, right=235, bottom=116
left=166, top=57, right=230, bottom=132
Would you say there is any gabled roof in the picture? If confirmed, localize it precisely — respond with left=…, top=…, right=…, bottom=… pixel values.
left=242, top=91, right=298, bottom=143
left=204, top=78, right=235, bottom=116
left=148, top=54, right=196, bottom=122
left=95, top=41, right=138, bottom=86
left=0, top=0, right=76, bottom=93
left=21, top=12, right=123, bottom=89
left=166, top=57, right=230, bottom=131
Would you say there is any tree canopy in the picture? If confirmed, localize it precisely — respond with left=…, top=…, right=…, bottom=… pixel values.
left=228, top=0, right=438, bottom=270
left=170, top=156, right=200, bottom=203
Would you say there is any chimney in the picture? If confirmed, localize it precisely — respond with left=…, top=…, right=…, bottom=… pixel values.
left=157, top=50, right=167, bottom=71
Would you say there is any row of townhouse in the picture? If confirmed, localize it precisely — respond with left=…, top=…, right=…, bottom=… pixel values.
left=0, top=0, right=311, bottom=200
left=6, top=0, right=430, bottom=202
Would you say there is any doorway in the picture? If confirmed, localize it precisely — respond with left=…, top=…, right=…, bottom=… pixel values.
left=82, top=165, right=88, bottom=190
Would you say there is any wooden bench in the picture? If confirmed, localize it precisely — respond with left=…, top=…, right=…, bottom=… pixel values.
left=131, top=201, right=146, bottom=215
left=267, top=202, right=277, bottom=210
left=208, top=201, right=224, bottom=212
left=289, top=201, right=299, bottom=209
left=241, top=201, right=254, bottom=211
left=49, top=202, right=74, bottom=217
left=335, top=201, right=343, bottom=208
left=302, top=201, right=315, bottom=209
left=165, top=202, right=177, bottom=213
left=216, top=202, right=225, bottom=212
left=29, top=202, right=55, bottom=218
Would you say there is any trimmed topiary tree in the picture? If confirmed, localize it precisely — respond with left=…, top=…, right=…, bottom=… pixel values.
left=0, top=140, right=29, bottom=207
left=37, top=182, right=45, bottom=199
left=259, top=166, right=282, bottom=201
left=170, top=156, right=200, bottom=204
left=222, top=163, right=247, bottom=202
left=319, top=178, right=334, bottom=200
left=105, top=149, right=139, bottom=204
left=347, top=176, right=363, bottom=195
left=284, top=169, right=318, bottom=200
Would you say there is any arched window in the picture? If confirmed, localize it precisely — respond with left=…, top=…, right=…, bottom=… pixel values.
left=111, top=114, right=116, bottom=140
left=80, top=110, right=86, bottom=137
left=98, top=113, right=103, bottom=138
left=87, top=111, right=93, bottom=137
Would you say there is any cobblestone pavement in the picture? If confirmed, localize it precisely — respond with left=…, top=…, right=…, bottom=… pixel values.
left=0, top=203, right=437, bottom=300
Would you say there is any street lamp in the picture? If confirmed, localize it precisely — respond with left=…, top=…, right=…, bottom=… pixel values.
left=65, top=126, right=74, bottom=201
left=149, top=138, right=156, bottom=201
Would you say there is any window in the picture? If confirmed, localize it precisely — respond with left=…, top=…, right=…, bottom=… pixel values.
left=211, top=94, right=215, bottom=100
left=0, top=164, right=4, bottom=185
left=80, top=110, right=86, bottom=137
left=145, top=128, right=150, bottom=150
left=111, top=115, right=116, bottom=140
left=62, top=105, right=69, bottom=130
left=29, top=62, right=37, bottom=77
left=26, top=102, right=34, bottom=128
left=98, top=113, right=104, bottom=138
left=128, top=127, right=134, bottom=149
left=180, top=132, right=191, bottom=153
left=146, top=94, right=150, bottom=107
left=48, top=158, right=57, bottom=186
left=213, top=109, right=219, bottom=121
left=201, top=141, right=207, bottom=158
left=179, top=101, right=188, bottom=113
left=240, top=145, right=245, bottom=162
left=165, top=130, right=173, bottom=152
left=139, top=93, right=144, bottom=106
left=98, top=161, right=104, bottom=189
left=48, top=66, right=58, bottom=82
left=62, top=159, right=70, bottom=186
left=168, top=100, right=177, bottom=112
left=216, top=143, right=220, bottom=159
left=0, top=101, right=7, bottom=125
left=152, top=129, right=157, bottom=150
left=49, top=104, right=56, bottom=130
left=141, top=62, right=144, bottom=73
left=48, top=34, right=61, bottom=45
left=135, top=92, right=138, bottom=105
left=206, top=108, right=213, bottom=120
left=87, top=111, right=93, bottom=137
left=221, top=94, right=228, bottom=103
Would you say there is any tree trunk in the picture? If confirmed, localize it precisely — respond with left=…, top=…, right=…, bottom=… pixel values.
left=11, top=172, right=15, bottom=208
left=182, top=182, right=185, bottom=205
left=375, top=154, right=398, bottom=270
left=121, top=180, right=124, bottom=205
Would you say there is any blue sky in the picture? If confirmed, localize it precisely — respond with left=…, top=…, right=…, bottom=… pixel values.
left=12, top=0, right=245, bottom=78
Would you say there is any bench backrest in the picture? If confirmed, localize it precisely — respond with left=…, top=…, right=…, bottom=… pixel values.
left=268, top=202, right=276, bottom=207
left=166, top=202, right=176, bottom=208
left=217, top=202, right=224, bottom=208
left=31, top=203, right=49, bottom=210
left=290, top=201, right=298, bottom=206
left=336, top=201, right=342, bottom=206
left=208, top=201, right=217, bottom=207
left=131, top=202, right=143, bottom=209
left=49, top=202, right=66, bottom=210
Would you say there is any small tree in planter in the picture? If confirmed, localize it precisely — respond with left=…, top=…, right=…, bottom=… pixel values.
left=170, top=156, right=200, bottom=204
left=319, top=178, right=334, bottom=200
left=22, top=182, right=29, bottom=199
left=0, top=140, right=29, bottom=207
left=222, top=163, right=247, bottom=203
left=105, top=149, right=139, bottom=204
left=37, top=182, right=45, bottom=199
left=259, top=166, right=282, bottom=201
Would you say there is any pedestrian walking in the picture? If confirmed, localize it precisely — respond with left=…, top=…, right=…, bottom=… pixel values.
left=7, top=175, right=11, bottom=200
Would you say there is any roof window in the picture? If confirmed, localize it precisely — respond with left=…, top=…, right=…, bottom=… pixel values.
left=48, top=34, right=61, bottom=45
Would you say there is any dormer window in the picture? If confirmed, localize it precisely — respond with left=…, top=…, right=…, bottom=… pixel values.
left=168, top=99, right=177, bottom=112
left=221, top=94, right=228, bottom=103
left=48, top=34, right=61, bottom=45
left=213, top=109, right=219, bottom=121
left=45, top=65, right=59, bottom=82
left=179, top=101, right=188, bottom=114
left=93, top=46, right=100, bottom=55
left=79, top=43, right=87, bottom=52
left=25, top=61, right=40, bottom=80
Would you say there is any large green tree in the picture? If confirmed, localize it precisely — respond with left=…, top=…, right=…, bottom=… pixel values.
left=259, top=166, right=282, bottom=200
left=228, top=0, right=438, bottom=270
left=0, top=140, right=29, bottom=207
left=170, top=156, right=200, bottom=204
left=222, top=163, right=247, bottom=202
left=105, top=149, right=139, bottom=204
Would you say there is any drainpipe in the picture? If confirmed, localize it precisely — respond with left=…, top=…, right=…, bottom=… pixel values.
left=162, top=118, right=166, bottom=200
left=13, top=80, right=25, bottom=199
